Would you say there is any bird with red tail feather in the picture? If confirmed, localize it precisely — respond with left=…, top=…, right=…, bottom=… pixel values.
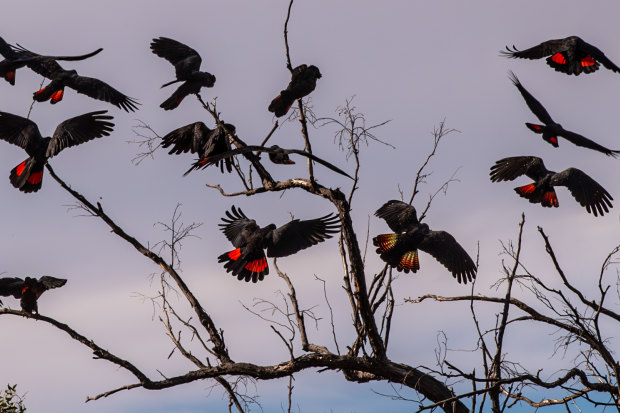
left=490, top=156, right=613, bottom=216
left=218, top=206, right=340, bottom=283
left=373, top=200, right=477, bottom=284
left=0, top=276, right=67, bottom=314
left=0, top=110, right=114, bottom=193
left=268, top=64, right=322, bottom=117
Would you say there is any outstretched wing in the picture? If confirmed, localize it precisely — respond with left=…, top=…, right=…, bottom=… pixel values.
left=551, top=168, right=613, bottom=216
left=490, top=156, right=550, bottom=182
left=500, top=38, right=570, bottom=60
left=161, top=122, right=212, bottom=155
left=266, top=214, right=340, bottom=257
left=419, top=231, right=477, bottom=284
left=558, top=128, right=620, bottom=157
left=374, top=200, right=419, bottom=233
left=46, top=111, right=114, bottom=157
left=219, top=206, right=259, bottom=247
left=0, top=277, right=25, bottom=298
left=579, top=42, right=620, bottom=73
left=66, top=75, right=139, bottom=112
left=0, top=111, right=44, bottom=154
left=150, top=37, right=202, bottom=78
left=36, top=276, right=67, bottom=293
left=284, top=149, right=353, bottom=179
left=509, top=72, right=554, bottom=125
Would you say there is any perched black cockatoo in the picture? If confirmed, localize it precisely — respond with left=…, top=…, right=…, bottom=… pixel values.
left=268, top=64, right=321, bottom=117
left=0, top=276, right=67, bottom=314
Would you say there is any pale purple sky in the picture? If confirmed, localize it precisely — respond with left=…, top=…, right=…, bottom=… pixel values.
left=1, top=1, right=619, bottom=412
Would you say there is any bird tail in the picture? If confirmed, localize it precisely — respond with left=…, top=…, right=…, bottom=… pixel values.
left=373, top=234, right=420, bottom=273
left=218, top=249, right=269, bottom=283
left=160, top=89, right=185, bottom=110
left=545, top=53, right=599, bottom=75
left=10, top=157, right=44, bottom=193
left=183, top=158, right=209, bottom=176
left=33, top=85, right=64, bottom=103
left=268, top=90, right=295, bottom=117
left=3, top=70, right=15, bottom=85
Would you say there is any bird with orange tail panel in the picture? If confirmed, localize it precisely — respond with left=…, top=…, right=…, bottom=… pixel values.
left=150, top=37, right=216, bottom=110
left=218, top=206, right=340, bottom=283
left=490, top=156, right=613, bottom=216
left=0, top=110, right=114, bottom=193
left=0, top=276, right=66, bottom=314
left=268, top=64, right=321, bottom=117
left=373, top=200, right=477, bottom=284
left=0, top=35, right=102, bottom=86
left=501, top=36, right=620, bottom=76
left=509, top=72, right=620, bottom=157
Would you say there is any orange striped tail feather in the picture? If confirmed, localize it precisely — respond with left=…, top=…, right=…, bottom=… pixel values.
left=373, top=233, right=400, bottom=253
left=398, top=250, right=419, bottom=273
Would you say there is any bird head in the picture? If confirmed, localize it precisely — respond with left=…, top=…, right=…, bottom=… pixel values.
left=308, top=65, right=322, bottom=79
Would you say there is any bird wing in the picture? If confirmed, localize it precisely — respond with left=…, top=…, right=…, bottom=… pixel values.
left=24, top=54, right=66, bottom=78
left=374, top=200, right=419, bottom=233
left=161, top=122, right=212, bottom=155
left=509, top=72, right=554, bottom=125
left=150, top=37, right=202, bottom=78
left=0, top=111, right=44, bottom=155
left=551, top=168, right=613, bottom=216
left=501, top=38, right=570, bottom=60
left=490, top=156, right=549, bottom=182
left=285, top=149, right=353, bottom=179
left=219, top=206, right=259, bottom=248
left=418, top=230, right=477, bottom=284
left=0, top=36, right=18, bottom=59
left=558, top=128, right=620, bottom=157
left=37, top=276, right=68, bottom=292
left=66, top=75, right=140, bottom=112
left=47, top=111, right=114, bottom=157
left=0, top=277, right=25, bottom=298
left=266, top=213, right=340, bottom=258
left=579, top=42, right=620, bottom=73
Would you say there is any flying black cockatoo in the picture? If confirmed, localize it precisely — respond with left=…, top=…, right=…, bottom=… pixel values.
left=16, top=45, right=139, bottom=112
left=501, top=36, right=620, bottom=76
left=509, top=72, right=620, bottom=157
left=150, top=37, right=216, bottom=110
left=218, top=206, right=340, bottom=283
left=490, top=156, right=613, bottom=216
left=268, top=64, right=322, bottom=117
left=0, top=276, right=67, bottom=314
left=0, top=110, right=114, bottom=192
left=159, top=122, right=235, bottom=174
left=372, top=200, right=477, bottom=284
left=0, top=36, right=102, bottom=86
left=185, top=144, right=353, bottom=179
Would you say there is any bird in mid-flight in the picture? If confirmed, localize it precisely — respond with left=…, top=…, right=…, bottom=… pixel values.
left=490, top=156, right=613, bottom=216
left=218, top=206, right=340, bottom=282
left=509, top=72, right=620, bottom=157
left=501, top=36, right=620, bottom=76
left=150, top=37, right=216, bottom=110
left=373, top=200, right=477, bottom=284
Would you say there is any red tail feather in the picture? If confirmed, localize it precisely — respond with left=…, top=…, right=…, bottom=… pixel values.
left=515, top=183, right=536, bottom=196
left=542, top=191, right=559, bottom=208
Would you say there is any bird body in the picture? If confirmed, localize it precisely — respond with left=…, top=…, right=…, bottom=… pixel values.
left=218, top=206, right=340, bottom=282
left=490, top=156, right=613, bottom=216
left=150, top=37, right=216, bottom=110
left=502, top=36, right=620, bottom=76
left=509, top=72, right=620, bottom=157
left=0, top=110, right=114, bottom=192
left=373, top=200, right=476, bottom=284
left=0, top=276, right=67, bottom=313
left=269, top=64, right=322, bottom=117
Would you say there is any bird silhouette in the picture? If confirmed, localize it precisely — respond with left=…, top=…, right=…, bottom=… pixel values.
left=184, top=144, right=353, bottom=179
left=0, top=36, right=102, bottom=86
left=269, top=64, right=322, bottom=117
left=0, top=276, right=67, bottom=314
left=150, top=37, right=216, bottom=110
left=373, top=200, right=477, bottom=284
left=490, top=156, right=613, bottom=216
left=0, top=110, right=114, bottom=192
left=218, top=206, right=340, bottom=282
left=501, top=36, right=620, bottom=76
left=509, top=72, right=619, bottom=157
left=18, top=45, right=139, bottom=112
